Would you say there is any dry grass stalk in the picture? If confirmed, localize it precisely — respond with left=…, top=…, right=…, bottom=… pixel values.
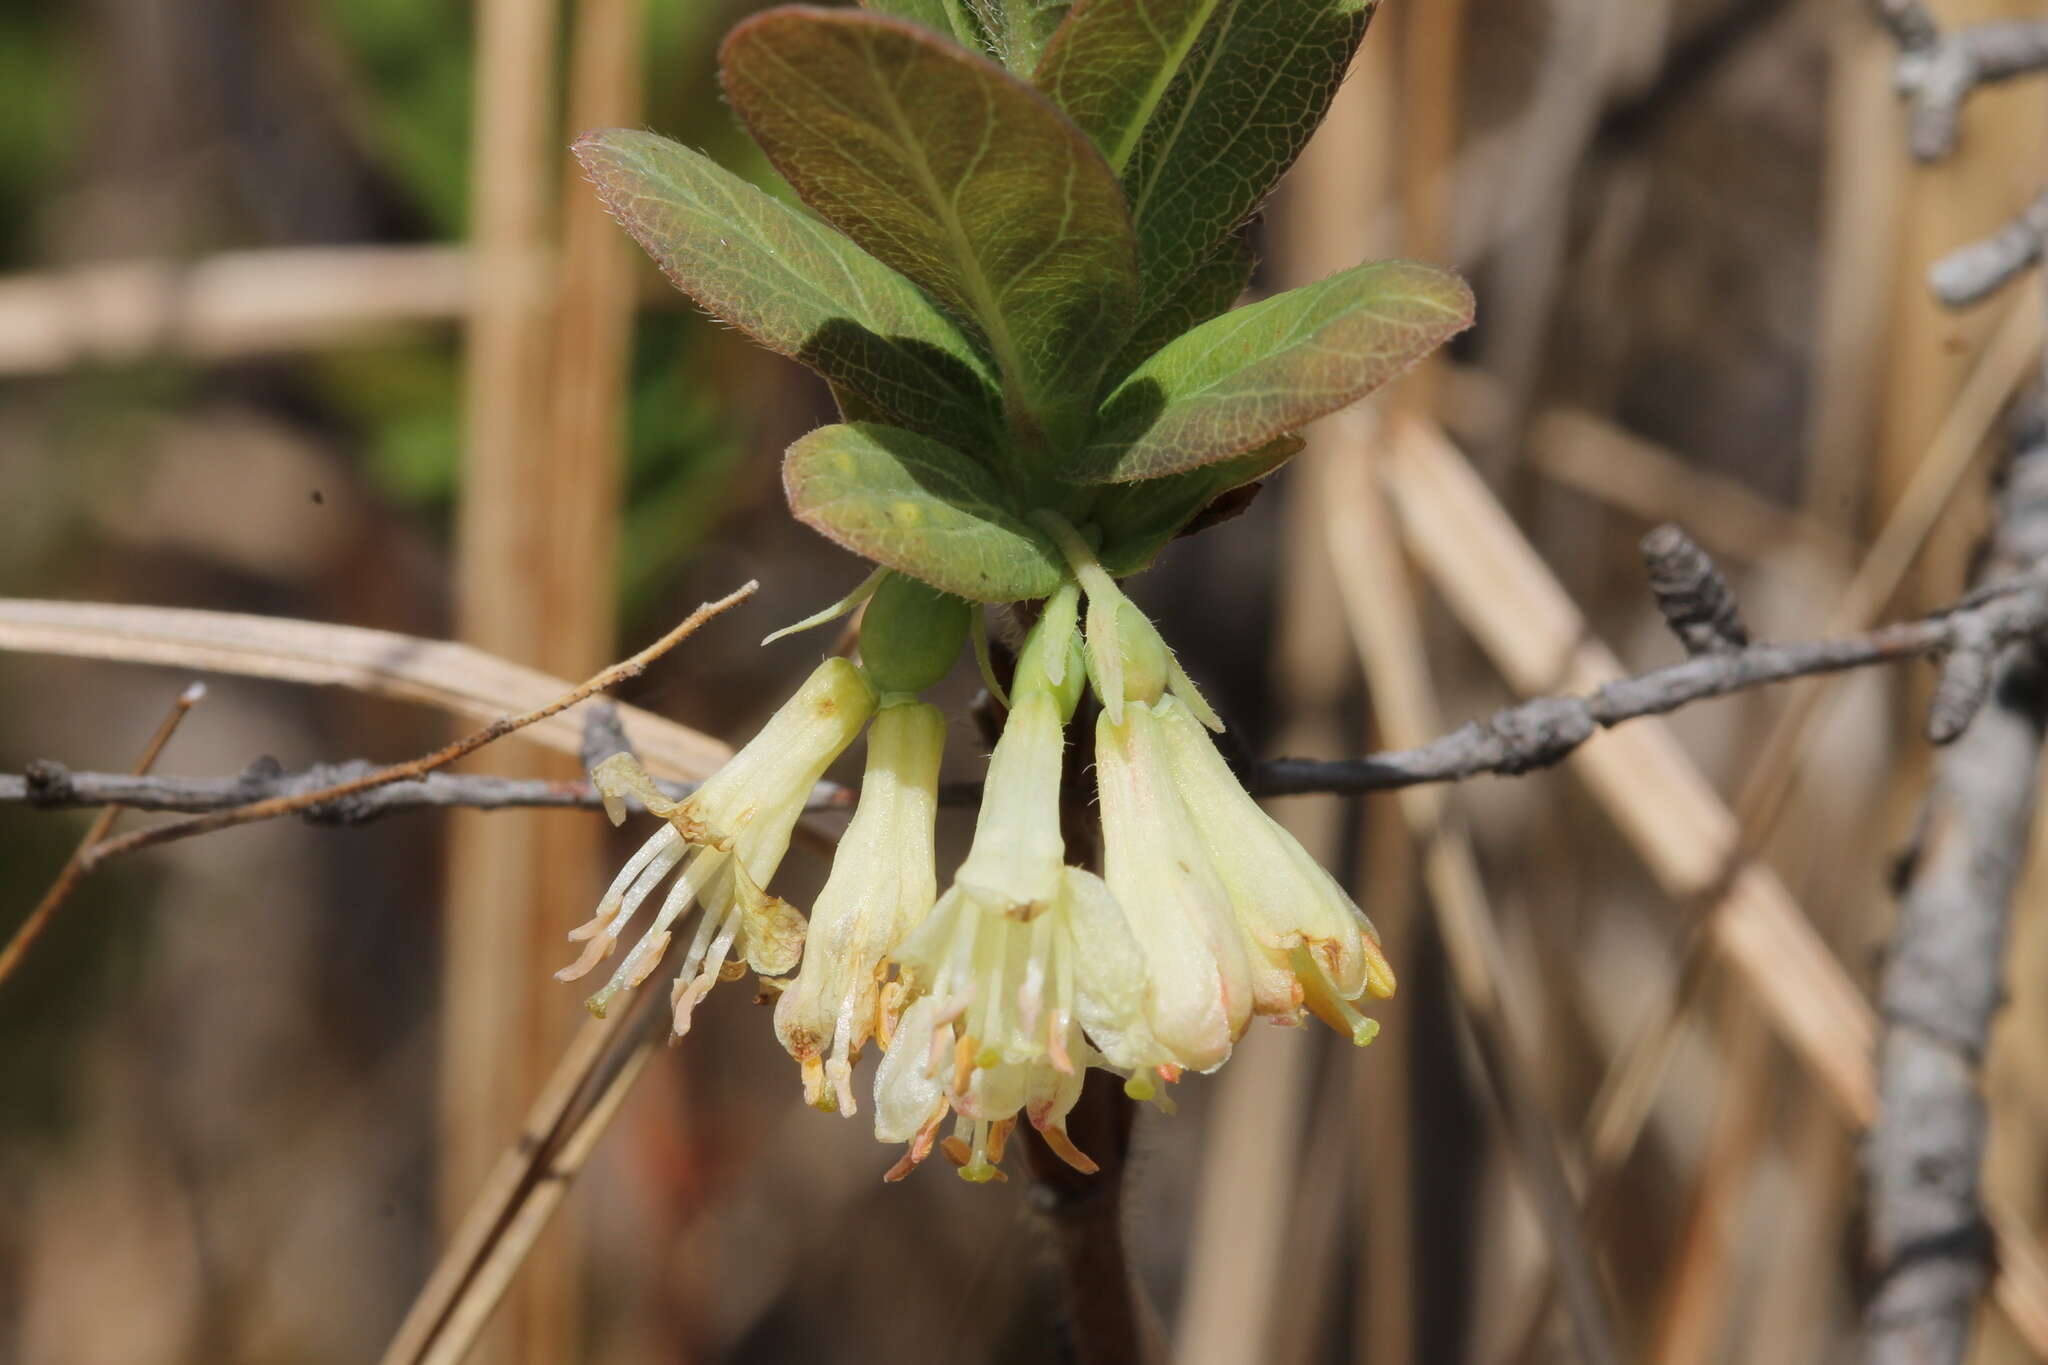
left=1174, top=394, right=1348, bottom=1365
left=71, top=585, right=752, bottom=868
left=379, top=985, right=665, bottom=1365
left=1641, top=999, right=1772, bottom=1365
left=1176, top=42, right=1396, bottom=1365
left=0, top=598, right=733, bottom=778
left=1382, top=415, right=1874, bottom=1112
left=0, top=245, right=471, bottom=375
left=1379, top=414, right=2048, bottom=1355
left=1326, top=412, right=1620, bottom=1365
left=445, top=0, right=568, bottom=1348
left=514, top=0, right=650, bottom=1343
left=1808, top=23, right=1911, bottom=536
left=1524, top=405, right=1857, bottom=569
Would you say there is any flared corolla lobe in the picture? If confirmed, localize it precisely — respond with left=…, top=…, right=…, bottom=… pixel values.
left=1152, top=695, right=1395, bottom=1040
left=1095, top=699, right=1253, bottom=1074
left=557, top=656, right=876, bottom=1034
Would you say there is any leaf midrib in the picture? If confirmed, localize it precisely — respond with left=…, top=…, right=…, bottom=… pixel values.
left=1096, top=0, right=1227, bottom=175
left=866, top=46, right=1042, bottom=442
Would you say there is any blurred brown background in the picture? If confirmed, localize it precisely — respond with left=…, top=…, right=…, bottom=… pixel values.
left=4, top=0, right=2048, bottom=1362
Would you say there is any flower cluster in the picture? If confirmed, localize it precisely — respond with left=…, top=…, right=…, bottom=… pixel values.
left=563, top=538, right=1394, bottom=1183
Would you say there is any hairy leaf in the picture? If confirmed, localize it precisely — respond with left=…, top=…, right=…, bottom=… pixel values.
left=576, top=130, right=1002, bottom=455
left=1093, top=434, right=1301, bottom=575
left=859, top=0, right=986, bottom=49
left=978, top=0, right=1072, bottom=71
left=1072, top=260, right=1473, bottom=483
left=1123, top=0, right=1377, bottom=309
left=784, top=423, right=1065, bottom=602
left=722, top=7, right=1139, bottom=452
left=1107, top=232, right=1254, bottom=379
left=1034, top=0, right=1226, bottom=174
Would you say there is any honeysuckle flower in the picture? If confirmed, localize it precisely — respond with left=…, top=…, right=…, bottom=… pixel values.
left=557, top=656, right=876, bottom=1033
left=878, top=862, right=1170, bottom=1182
left=1152, top=694, right=1397, bottom=1039
left=773, top=698, right=945, bottom=1115
left=870, top=585, right=1179, bottom=1181
left=1095, top=696, right=1254, bottom=1073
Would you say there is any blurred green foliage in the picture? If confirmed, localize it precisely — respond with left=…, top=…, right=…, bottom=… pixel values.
left=0, top=7, right=75, bottom=267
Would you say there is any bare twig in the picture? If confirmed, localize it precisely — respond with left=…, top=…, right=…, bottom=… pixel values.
left=1876, top=4, right=2048, bottom=161
left=1868, top=0, right=1939, bottom=54
left=0, top=763, right=858, bottom=820
left=70, top=583, right=754, bottom=870
left=1930, top=189, right=2048, bottom=308
left=0, top=682, right=203, bottom=990
left=12, top=570, right=2048, bottom=822
left=1258, top=568, right=2048, bottom=795
left=1863, top=420, right=2048, bottom=1365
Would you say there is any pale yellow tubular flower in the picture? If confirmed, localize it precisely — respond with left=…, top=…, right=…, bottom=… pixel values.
left=772, top=699, right=944, bottom=1115
left=875, top=591, right=1141, bottom=1182
left=557, top=656, right=876, bottom=1030
left=880, top=867, right=1151, bottom=1181
left=1152, top=695, right=1396, bottom=1040
left=952, top=691, right=1065, bottom=914
left=1095, top=699, right=1253, bottom=1074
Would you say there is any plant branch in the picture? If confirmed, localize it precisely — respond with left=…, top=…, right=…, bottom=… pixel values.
left=11, top=560, right=2048, bottom=823
left=1930, top=189, right=2048, bottom=308
left=1872, top=0, right=2048, bottom=161
left=1862, top=419, right=2048, bottom=1365
left=66, top=582, right=754, bottom=870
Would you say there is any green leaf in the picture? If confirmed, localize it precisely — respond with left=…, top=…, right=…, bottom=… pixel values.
left=829, top=382, right=891, bottom=426
left=1033, top=0, right=1226, bottom=174
left=784, top=422, right=1066, bottom=602
left=576, top=129, right=1003, bottom=456
left=721, top=7, right=1139, bottom=453
left=1093, top=434, right=1300, bottom=575
left=859, top=0, right=986, bottom=49
left=1071, top=260, right=1473, bottom=483
left=980, top=0, right=1072, bottom=71
left=1107, top=232, right=1253, bottom=380
left=1123, top=0, right=1377, bottom=310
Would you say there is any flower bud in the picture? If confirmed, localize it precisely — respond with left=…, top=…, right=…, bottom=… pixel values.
left=858, top=573, right=970, bottom=696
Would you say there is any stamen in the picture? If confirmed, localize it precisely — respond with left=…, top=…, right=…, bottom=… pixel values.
left=669, top=970, right=716, bottom=1038
left=952, top=1119, right=1005, bottom=1182
left=564, top=903, right=620, bottom=945
left=1035, top=1124, right=1100, bottom=1175
left=1046, top=1010, right=1073, bottom=1075
left=801, top=1055, right=828, bottom=1110
left=554, top=931, right=617, bottom=984
left=598, top=826, right=688, bottom=933
left=827, top=1055, right=857, bottom=1117
left=1016, top=912, right=1051, bottom=1041
left=625, top=931, right=671, bottom=988
left=952, top=1033, right=976, bottom=1096
left=875, top=979, right=906, bottom=1049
